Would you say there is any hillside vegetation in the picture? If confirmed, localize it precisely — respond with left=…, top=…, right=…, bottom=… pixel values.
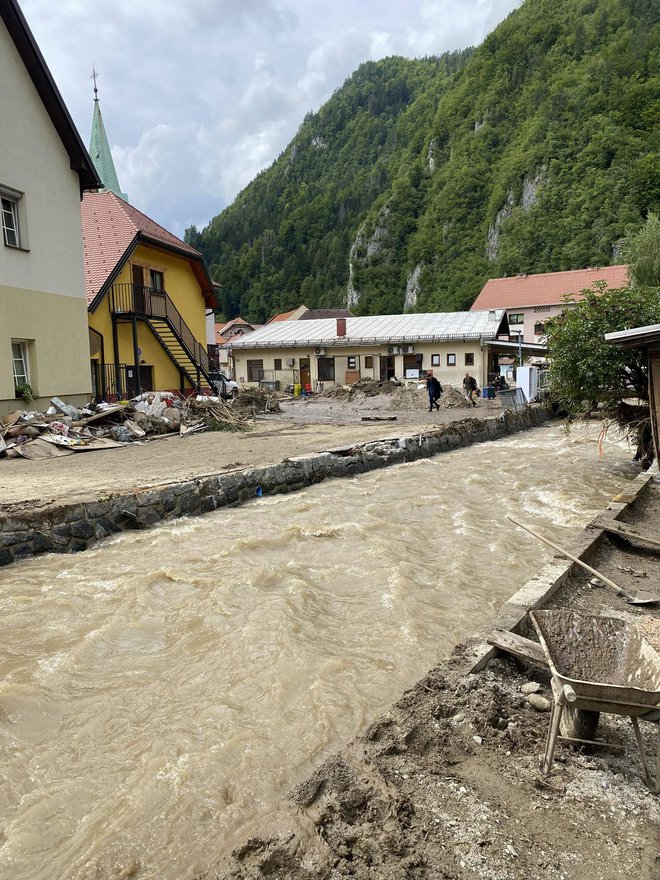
left=188, top=0, right=660, bottom=322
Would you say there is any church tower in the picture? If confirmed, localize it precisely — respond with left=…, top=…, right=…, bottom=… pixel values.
left=88, top=67, right=128, bottom=201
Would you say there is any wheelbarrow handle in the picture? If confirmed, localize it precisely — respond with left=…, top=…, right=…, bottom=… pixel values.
left=506, top=515, right=634, bottom=601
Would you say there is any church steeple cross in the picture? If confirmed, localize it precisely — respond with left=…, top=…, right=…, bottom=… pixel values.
left=91, top=65, right=99, bottom=102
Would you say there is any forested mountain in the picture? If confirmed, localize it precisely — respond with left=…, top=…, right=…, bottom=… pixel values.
left=187, top=0, right=660, bottom=322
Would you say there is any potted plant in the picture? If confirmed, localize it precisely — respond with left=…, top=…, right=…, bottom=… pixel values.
left=15, top=382, right=33, bottom=404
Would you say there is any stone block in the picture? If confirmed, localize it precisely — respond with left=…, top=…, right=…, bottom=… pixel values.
left=33, top=532, right=54, bottom=553
left=84, top=500, right=112, bottom=519
left=173, top=481, right=197, bottom=496
left=137, top=490, right=164, bottom=508
left=71, top=520, right=95, bottom=540
left=179, top=494, right=201, bottom=514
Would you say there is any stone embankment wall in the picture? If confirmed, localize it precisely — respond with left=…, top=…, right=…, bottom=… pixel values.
left=0, top=408, right=549, bottom=567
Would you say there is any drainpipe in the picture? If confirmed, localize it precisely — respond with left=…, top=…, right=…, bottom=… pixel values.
left=112, top=314, right=123, bottom=400
left=131, top=314, right=142, bottom=398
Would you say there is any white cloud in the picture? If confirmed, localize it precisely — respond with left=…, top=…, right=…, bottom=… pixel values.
left=19, top=0, right=521, bottom=235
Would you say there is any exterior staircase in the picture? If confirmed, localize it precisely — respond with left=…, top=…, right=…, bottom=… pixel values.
left=110, top=283, right=217, bottom=394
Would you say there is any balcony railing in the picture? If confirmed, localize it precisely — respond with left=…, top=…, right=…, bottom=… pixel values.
left=110, top=282, right=209, bottom=373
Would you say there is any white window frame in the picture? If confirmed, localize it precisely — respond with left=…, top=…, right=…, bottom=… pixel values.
left=1, top=185, right=28, bottom=250
left=12, top=340, right=30, bottom=389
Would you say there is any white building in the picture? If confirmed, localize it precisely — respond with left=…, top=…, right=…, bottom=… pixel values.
left=228, top=310, right=509, bottom=391
left=471, top=266, right=629, bottom=343
left=1, top=0, right=100, bottom=416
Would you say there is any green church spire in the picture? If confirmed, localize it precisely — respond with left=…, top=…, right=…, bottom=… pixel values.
left=89, top=67, right=128, bottom=201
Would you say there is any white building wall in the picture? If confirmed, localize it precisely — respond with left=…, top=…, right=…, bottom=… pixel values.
left=0, top=18, right=92, bottom=414
left=0, top=23, right=88, bottom=298
left=232, top=340, right=489, bottom=390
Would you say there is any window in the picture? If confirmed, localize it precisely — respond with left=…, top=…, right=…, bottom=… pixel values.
left=447, top=353, right=456, bottom=366
left=273, top=358, right=282, bottom=371
left=12, top=341, right=29, bottom=388
left=431, top=354, right=440, bottom=366
left=347, top=356, right=357, bottom=370
left=2, top=195, right=20, bottom=247
left=509, top=313, right=524, bottom=325
left=150, top=269, right=164, bottom=291
left=247, top=359, right=264, bottom=382
left=364, top=356, right=373, bottom=369
left=534, top=322, right=546, bottom=336
left=465, top=353, right=474, bottom=366
left=317, top=357, right=335, bottom=382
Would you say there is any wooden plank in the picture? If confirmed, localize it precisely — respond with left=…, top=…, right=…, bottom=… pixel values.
left=487, top=629, right=549, bottom=667
left=592, top=517, right=660, bottom=553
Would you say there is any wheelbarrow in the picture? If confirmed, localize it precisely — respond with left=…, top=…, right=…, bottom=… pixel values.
left=529, top=609, right=660, bottom=793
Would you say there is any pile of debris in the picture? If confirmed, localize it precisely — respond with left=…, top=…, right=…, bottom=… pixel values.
left=231, top=387, right=281, bottom=415
left=439, top=385, right=475, bottom=409
left=386, top=383, right=473, bottom=411
left=0, top=391, right=256, bottom=461
left=321, top=379, right=399, bottom=402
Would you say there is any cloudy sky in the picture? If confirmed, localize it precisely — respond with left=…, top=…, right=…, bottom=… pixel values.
left=21, top=0, right=520, bottom=237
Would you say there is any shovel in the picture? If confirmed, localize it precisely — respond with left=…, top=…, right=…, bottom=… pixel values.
left=506, top=515, right=660, bottom=605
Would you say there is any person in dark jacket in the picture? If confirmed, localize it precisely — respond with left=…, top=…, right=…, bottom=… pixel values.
left=426, top=374, right=442, bottom=411
left=463, top=372, right=478, bottom=406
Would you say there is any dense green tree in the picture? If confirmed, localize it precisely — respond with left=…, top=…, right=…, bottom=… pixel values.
left=546, top=216, right=660, bottom=464
left=193, top=0, right=659, bottom=323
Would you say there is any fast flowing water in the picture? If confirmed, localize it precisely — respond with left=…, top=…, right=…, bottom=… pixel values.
left=0, top=423, right=638, bottom=879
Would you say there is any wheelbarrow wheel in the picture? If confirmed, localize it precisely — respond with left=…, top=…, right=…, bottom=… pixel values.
left=559, top=707, right=599, bottom=740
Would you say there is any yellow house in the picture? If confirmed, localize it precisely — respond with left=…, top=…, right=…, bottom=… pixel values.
left=1, top=0, right=100, bottom=417
left=82, top=191, right=219, bottom=399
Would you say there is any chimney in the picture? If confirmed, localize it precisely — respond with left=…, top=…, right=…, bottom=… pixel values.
left=336, top=317, right=346, bottom=337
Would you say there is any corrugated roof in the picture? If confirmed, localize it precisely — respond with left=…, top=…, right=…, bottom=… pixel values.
left=81, top=190, right=206, bottom=305
left=471, top=266, right=629, bottom=310
left=228, top=311, right=506, bottom=349
left=605, top=323, right=660, bottom=348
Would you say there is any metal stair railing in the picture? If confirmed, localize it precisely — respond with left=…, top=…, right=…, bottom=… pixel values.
left=110, top=282, right=213, bottom=385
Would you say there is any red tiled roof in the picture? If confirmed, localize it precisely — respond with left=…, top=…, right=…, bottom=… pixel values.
left=81, top=191, right=204, bottom=305
left=268, top=308, right=298, bottom=323
left=215, top=318, right=263, bottom=344
left=471, top=265, right=629, bottom=311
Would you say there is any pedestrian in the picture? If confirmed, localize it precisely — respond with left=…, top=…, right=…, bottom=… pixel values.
left=463, top=372, right=478, bottom=406
left=426, top=373, right=442, bottom=411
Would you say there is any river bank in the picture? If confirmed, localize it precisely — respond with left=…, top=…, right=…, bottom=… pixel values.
left=211, top=471, right=660, bottom=880
left=0, top=389, right=500, bottom=510
left=0, top=402, right=545, bottom=567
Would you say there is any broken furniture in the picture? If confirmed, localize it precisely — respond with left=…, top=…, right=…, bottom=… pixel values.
left=530, top=610, right=660, bottom=793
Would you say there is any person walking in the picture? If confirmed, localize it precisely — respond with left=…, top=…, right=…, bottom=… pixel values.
left=463, top=371, right=478, bottom=406
left=426, top=374, right=442, bottom=411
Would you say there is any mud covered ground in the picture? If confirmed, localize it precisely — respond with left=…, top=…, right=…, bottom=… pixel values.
left=205, top=479, right=660, bottom=880
left=0, top=384, right=498, bottom=509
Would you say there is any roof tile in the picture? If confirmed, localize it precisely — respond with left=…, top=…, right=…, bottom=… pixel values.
left=81, top=191, right=203, bottom=304
left=471, top=266, right=629, bottom=311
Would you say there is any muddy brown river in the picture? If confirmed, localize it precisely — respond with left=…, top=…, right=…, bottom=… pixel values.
left=0, top=423, right=638, bottom=879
